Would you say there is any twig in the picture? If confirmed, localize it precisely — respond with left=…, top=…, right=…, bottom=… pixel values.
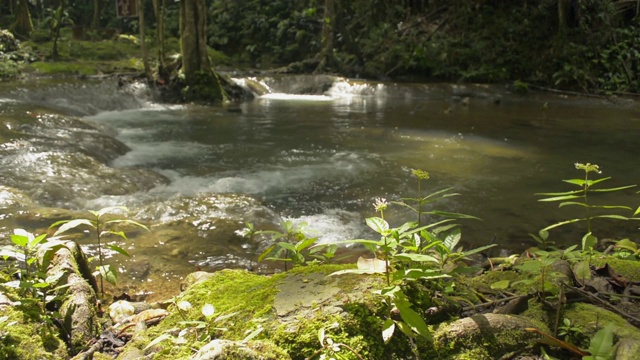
left=71, top=338, right=106, bottom=360
left=461, top=294, right=523, bottom=312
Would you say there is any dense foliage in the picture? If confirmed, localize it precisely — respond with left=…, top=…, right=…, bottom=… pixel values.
left=2, top=0, right=640, bottom=93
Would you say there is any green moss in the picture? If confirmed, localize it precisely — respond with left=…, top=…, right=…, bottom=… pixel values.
left=591, top=257, right=640, bottom=282
left=562, top=302, right=640, bottom=340
left=0, top=304, right=68, bottom=360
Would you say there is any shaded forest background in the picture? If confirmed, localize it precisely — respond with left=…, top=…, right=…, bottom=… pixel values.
left=2, top=0, right=640, bottom=94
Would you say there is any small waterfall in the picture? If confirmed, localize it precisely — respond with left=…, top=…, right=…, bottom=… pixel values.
left=7, top=78, right=155, bottom=116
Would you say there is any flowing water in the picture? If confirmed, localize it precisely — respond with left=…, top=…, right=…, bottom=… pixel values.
left=2, top=76, right=640, bottom=300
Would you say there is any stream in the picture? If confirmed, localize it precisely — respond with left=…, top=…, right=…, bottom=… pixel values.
left=2, top=75, right=640, bottom=300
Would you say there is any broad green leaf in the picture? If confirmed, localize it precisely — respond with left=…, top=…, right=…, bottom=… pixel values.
left=395, top=298, right=432, bottom=341
left=588, top=324, right=615, bottom=358
left=490, top=280, right=510, bottom=290
left=277, top=242, right=297, bottom=252
left=99, top=265, right=118, bottom=286
left=514, top=260, right=543, bottom=273
left=366, top=217, right=389, bottom=234
left=444, top=228, right=461, bottom=251
left=588, top=177, right=613, bottom=186
left=52, top=219, right=95, bottom=236
left=258, top=244, right=276, bottom=262
left=108, top=244, right=131, bottom=258
left=582, top=233, right=597, bottom=251
left=10, top=234, right=29, bottom=247
left=562, top=179, right=586, bottom=186
left=393, top=253, right=439, bottom=263
left=615, top=239, right=638, bottom=252
left=573, top=260, right=591, bottom=282
left=29, top=234, right=48, bottom=248
left=295, top=237, right=317, bottom=252
left=395, top=321, right=415, bottom=339
left=462, top=244, right=497, bottom=257
left=382, top=319, right=395, bottom=344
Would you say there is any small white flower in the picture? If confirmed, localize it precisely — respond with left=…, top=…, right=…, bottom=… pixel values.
left=202, top=304, right=215, bottom=318
left=373, top=197, right=388, bottom=212
left=177, top=300, right=192, bottom=311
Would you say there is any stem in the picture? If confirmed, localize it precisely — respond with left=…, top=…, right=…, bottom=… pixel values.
left=417, top=178, right=422, bottom=227
left=584, top=170, right=591, bottom=233
left=380, top=209, right=391, bottom=286
left=96, top=215, right=104, bottom=297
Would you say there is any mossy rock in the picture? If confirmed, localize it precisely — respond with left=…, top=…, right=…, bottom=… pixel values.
left=433, top=313, right=549, bottom=359
left=561, top=302, right=640, bottom=341
left=0, top=295, right=68, bottom=360
left=116, top=265, right=430, bottom=359
left=591, top=257, right=640, bottom=282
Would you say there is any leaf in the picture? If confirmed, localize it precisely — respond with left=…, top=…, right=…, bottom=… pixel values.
left=242, top=327, right=263, bottom=343
left=108, top=244, right=131, bottom=258
left=462, top=244, right=497, bottom=257
left=102, top=230, right=128, bottom=241
left=295, top=237, right=317, bottom=252
left=318, top=327, right=326, bottom=345
left=538, top=195, right=582, bottom=202
left=582, top=233, right=597, bottom=251
left=634, top=206, right=640, bottom=217
left=277, top=242, right=297, bottom=252
left=382, top=319, right=395, bottom=344
left=443, top=228, right=461, bottom=251
left=366, top=217, right=389, bottom=234
left=573, top=261, right=591, bottom=283
left=615, top=239, right=637, bottom=253
left=562, top=179, right=587, bottom=186
left=52, top=219, right=95, bottom=236
left=393, top=253, right=439, bottom=263
left=588, top=324, right=615, bottom=358
left=214, top=311, right=239, bottom=322
left=258, top=244, right=276, bottom=263
left=9, top=233, right=29, bottom=248
left=394, top=298, right=432, bottom=341
left=490, top=280, right=510, bottom=290
left=144, top=333, right=173, bottom=350
left=590, top=184, right=636, bottom=192
left=424, top=210, right=481, bottom=220
left=535, top=190, right=582, bottom=196
left=98, top=265, right=118, bottom=286
left=540, top=218, right=585, bottom=232
left=592, top=214, right=630, bottom=220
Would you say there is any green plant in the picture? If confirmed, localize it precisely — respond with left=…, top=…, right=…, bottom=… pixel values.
left=583, top=324, right=615, bottom=360
left=330, top=172, right=492, bottom=344
left=557, top=318, right=587, bottom=348
left=258, top=220, right=337, bottom=270
left=146, top=299, right=247, bottom=349
left=306, top=324, right=364, bottom=360
left=49, top=206, right=149, bottom=296
left=537, top=162, right=637, bottom=234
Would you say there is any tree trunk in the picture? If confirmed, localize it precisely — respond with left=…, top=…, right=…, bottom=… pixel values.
left=152, top=0, right=167, bottom=78
left=139, top=0, right=150, bottom=77
left=317, top=0, right=335, bottom=72
left=92, top=0, right=101, bottom=29
left=180, top=0, right=212, bottom=84
left=13, top=0, right=33, bottom=37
